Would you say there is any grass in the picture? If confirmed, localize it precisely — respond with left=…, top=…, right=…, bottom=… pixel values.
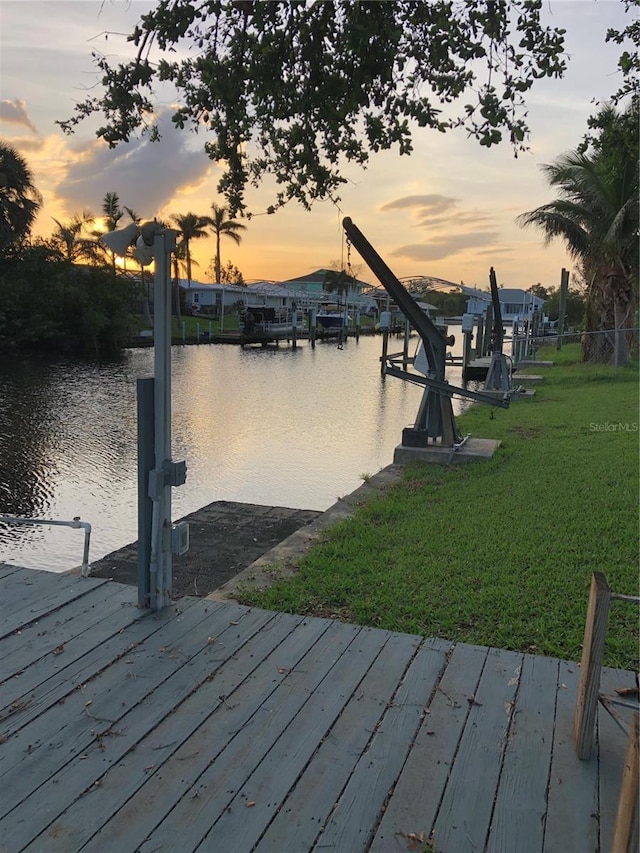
left=238, top=345, right=639, bottom=670
left=170, top=314, right=240, bottom=339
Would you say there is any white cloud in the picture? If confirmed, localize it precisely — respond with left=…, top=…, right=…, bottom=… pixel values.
left=0, top=99, right=38, bottom=134
left=56, top=110, right=217, bottom=217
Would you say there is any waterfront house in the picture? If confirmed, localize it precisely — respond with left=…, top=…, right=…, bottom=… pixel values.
left=179, top=280, right=249, bottom=316
left=465, top=287, right=545, bottom=321
left=281, top=269, right=378, bottom=315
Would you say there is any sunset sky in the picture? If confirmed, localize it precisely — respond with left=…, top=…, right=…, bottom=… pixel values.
left=0, top=1, right=633, bottom=290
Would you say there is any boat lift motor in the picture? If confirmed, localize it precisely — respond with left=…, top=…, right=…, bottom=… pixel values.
left=342, top=217, right=509, bottom=449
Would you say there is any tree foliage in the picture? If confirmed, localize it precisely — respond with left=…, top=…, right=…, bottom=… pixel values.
left=218, top=259, right=245, bottom=285
left=518, top=100, right=638, bottom=365
left=0, top=142, right=42, bottom=251
left=542, top=286, right=585, bottom=326
left=604, top=0, right=640, bottom=104
left=209, top=203, right=246, bottom=283
left=420, top=289, right=469, bottom=316
left=0, top=242, right=138, bottom=356
left=59, top=0, right=567, bottom=214
left=323, top=268, right=353, bottom=303
left=171, top=211, right=211, bottom=286
left=50, top=210, right=98, bottom=263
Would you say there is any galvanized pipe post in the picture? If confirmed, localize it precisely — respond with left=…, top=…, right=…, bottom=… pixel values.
left=150, top=229, right=177, bottom=610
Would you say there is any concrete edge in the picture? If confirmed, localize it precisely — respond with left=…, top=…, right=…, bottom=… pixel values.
left=206, top=464, right=405, bottom=603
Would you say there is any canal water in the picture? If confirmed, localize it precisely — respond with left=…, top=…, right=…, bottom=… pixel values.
left=0, top=331, right=476, bottom=572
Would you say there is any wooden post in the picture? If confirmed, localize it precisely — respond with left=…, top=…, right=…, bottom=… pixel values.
left=402, top=319, right=410, bottom=369
left=484, top=303, right=493, bottom=355
left=309, top=308, right=316, bottom=348
left=462, top=329, right=472, bottom=372
left=475, top=315, right=484, bottom=358
left=612, top=713, right=639, bottom=853
left=574, top=572, right=611, bottom=759
left=557, top=268, right=569, bottom=350
left=380, top=329, right=389, bottom=376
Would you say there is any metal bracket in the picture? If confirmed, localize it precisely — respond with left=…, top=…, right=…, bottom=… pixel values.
left=164, top=459, right=187, bottom=487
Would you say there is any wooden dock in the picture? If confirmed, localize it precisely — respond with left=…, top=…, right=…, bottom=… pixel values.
left=0, top=564, right=635, bottom=853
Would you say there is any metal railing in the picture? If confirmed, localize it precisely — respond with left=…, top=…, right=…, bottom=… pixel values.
left=0, top=516, right=92, bottom=576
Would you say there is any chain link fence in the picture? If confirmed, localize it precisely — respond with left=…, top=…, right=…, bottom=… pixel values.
left=573, top=327, right=639, bottom=364
left=513, top=326, right=639, bottom=365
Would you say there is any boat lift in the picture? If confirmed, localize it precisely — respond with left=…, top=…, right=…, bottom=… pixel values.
left=483, top=266, right=512, bottom=394
left=342, top=217, right=510, bottom=448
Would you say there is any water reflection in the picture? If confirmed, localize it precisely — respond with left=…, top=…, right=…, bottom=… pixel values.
left=0, top=333, right=477, bottom=572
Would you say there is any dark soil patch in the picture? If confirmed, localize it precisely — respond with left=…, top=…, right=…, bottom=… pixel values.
left=90, top=500, right=322, bottom=599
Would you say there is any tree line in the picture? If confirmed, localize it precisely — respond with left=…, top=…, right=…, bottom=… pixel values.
left=0, top=148, right=247, bottom=355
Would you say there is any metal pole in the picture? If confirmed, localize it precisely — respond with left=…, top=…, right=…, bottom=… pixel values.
left=137, top=377, right=154, bottom=608
left=150, top=230, right=176, bottom=609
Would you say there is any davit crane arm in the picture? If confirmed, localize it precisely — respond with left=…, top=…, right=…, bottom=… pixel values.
left=342, top=217, right=509, bottom=448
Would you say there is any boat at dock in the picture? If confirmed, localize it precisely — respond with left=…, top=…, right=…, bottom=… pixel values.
left=315, top=303, right=350, bottom=329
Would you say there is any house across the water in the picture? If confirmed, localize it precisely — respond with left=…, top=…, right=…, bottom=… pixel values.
left=464, top=287, right=545, bottom=321
left=179, top=270, right=378, bottom=318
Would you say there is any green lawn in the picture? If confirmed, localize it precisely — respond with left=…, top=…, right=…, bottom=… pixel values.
left=239, top=345, right=639, bottom=669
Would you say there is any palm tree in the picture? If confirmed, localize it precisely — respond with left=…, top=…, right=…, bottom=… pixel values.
left=102, top=191, right=123, bottom=232
left=324, top=267, right=353, bottom=305
left=123, top=206, right=153, bottom=326
left=0, top=141, right=42, bottom=251
left=518, top=128, right=638, bottom=366
left=170, top=212, right=210, bottom=288
left=172, top=242, right=195, bottom=325
left=208, top=203, right=246, bottom=284
left=50, top=210, right=94, bottom=262
left=100, top=191, right=125, bottom=271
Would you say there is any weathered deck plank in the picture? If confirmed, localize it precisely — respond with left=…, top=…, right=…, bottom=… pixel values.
left=0, top=586, right=143, bottom=707
left=0, top=598, right=199, bottom=748
left=369, top=643, right=489, bottom=852
left=1, top=572, right=111, bottom=638
left=485, top=652, right=559, bottom=853
left=0, top=563, right=39, bottom=588
left=27, top=610, right=315, bottom=853
left=0, top=567, right=80, bottom=616
left=431, top=646, right=522, bottom=853
left=254, top=631, right=425, bottom=851
left=81, top=617, right=361, bottom=853
left=314, top=637, right=451, bottom=853
left=0, top=581, right=136, bottom=670
left=0, top=598, right=215, bottom=811
left=544, top=658, right=599, bottom=853
left=0, top=563, right=26, bottom=580
left=17, top=607, right=294, bottom=851
left=140, top=623, right=388, bottom=853
left=598, top=665, right=639, bottom=852
left=0, top=569, right=633, bottom=853
left=207, top=629, right=429, bottom=853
